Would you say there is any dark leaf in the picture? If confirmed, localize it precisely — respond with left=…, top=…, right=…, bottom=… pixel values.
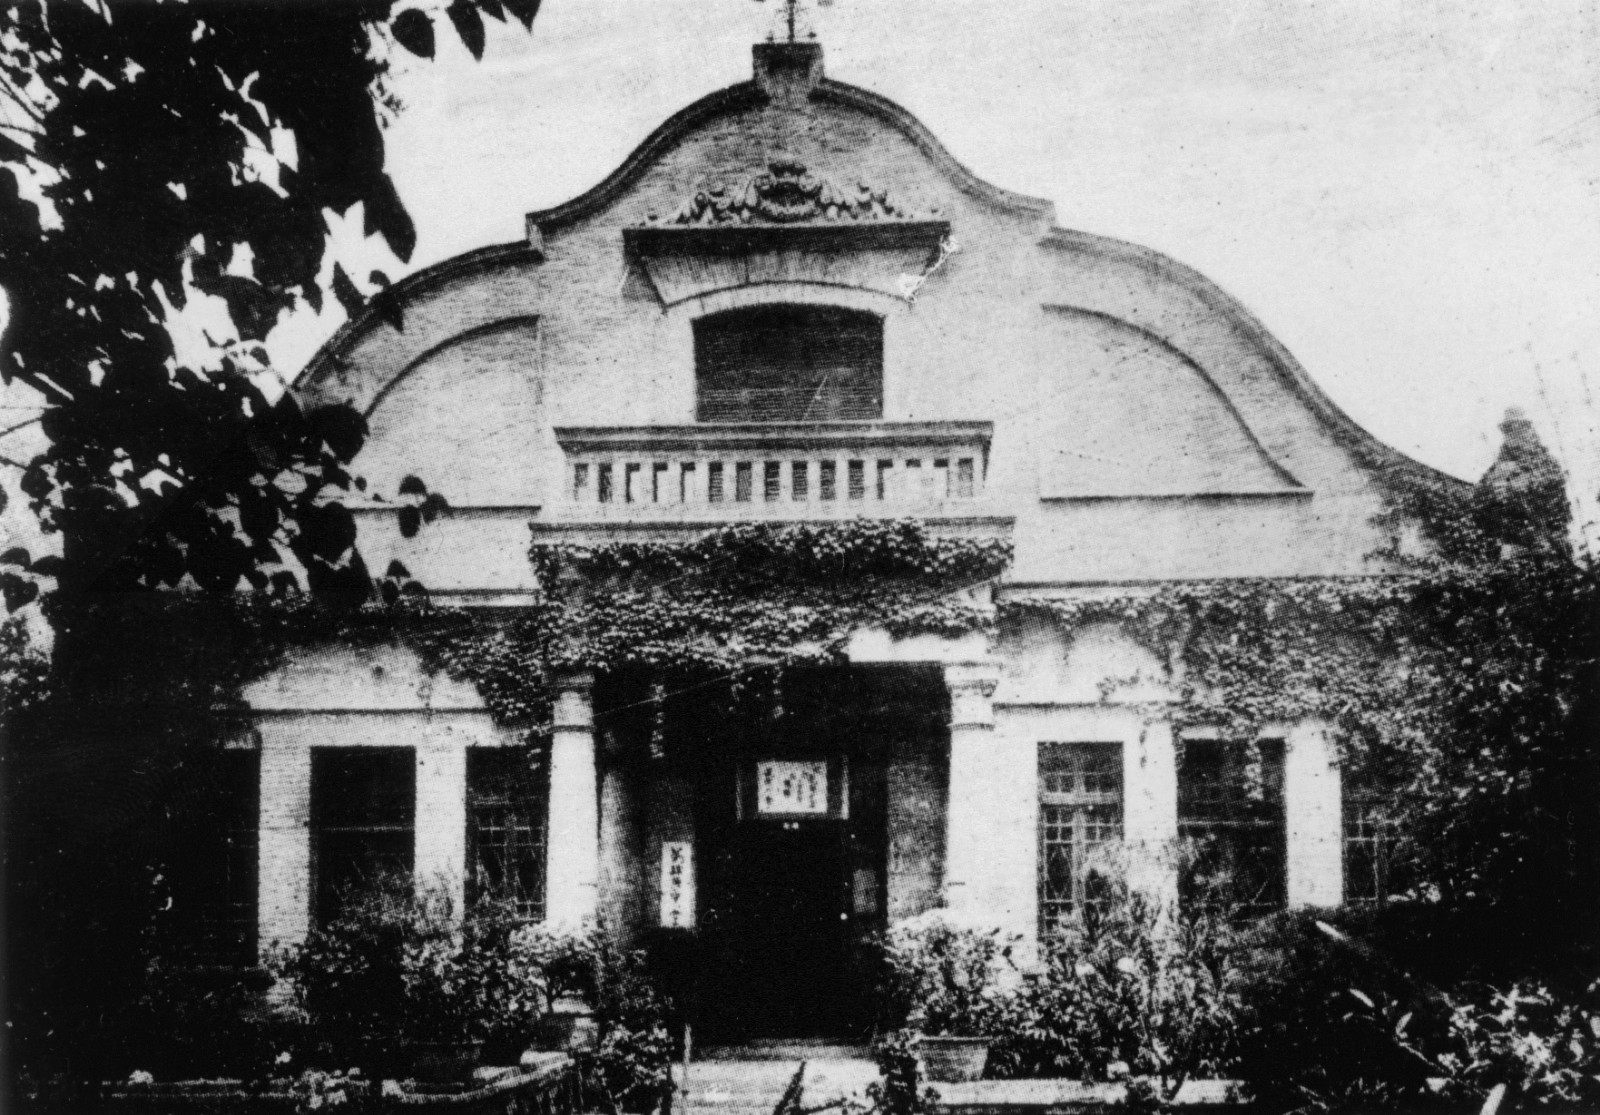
left=301, top=501, right=358, bottom=562
left=380, top=578, right=400, bottom=605
left=28, top=555, right=66, bottom=578
left=18, top=464, right=48, bottom=500
left=503, top=0, right=540, bottom=30
left=1, top=572, right=38, bottom=612
left=385, top=559, right=411, bottom=578
left=368, top=270, right=392, bottom=288
left=477, top=0, right=507, bottom=21
left=308, top=404, right=368, bottom=463
left=0, top=547, right=31, bottom=569
left=391, top=8, right=437, bottom=58
left=371, top=287, right=404, bottom=333
left=399, top=579, right=428, bottom=596
left=447, top=0, right=486, bottom=59
left=398, top=475, right=428, bottom=496
left=269, top=570, right=302, bottom=596
left=420, top=490, right=451, bottom=523
left=398, top=504, right=422, bottom=539
left=365, top=174, right=417, bottom=263
left=331, top=263, right=366, bottom=319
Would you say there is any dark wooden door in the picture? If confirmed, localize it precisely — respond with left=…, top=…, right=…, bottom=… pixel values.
left=718, top=818, right=853, bottom=1038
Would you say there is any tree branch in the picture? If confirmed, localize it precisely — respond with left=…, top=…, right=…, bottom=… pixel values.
left=0, top=72, right=47, bottom=127
left=0, top=416, right=41, bottom=440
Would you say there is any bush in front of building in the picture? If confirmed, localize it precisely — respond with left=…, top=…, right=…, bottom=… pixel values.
left=272, top=880, right=554, bottom=1076
left=991, top=889, right=1247, bottom=1099
left=876, top=912, right=1019, bottom=1039
left=1233, top=912, right=1600, bottom=1113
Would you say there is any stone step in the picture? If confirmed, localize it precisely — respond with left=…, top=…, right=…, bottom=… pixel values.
left=674, top=1056, right=879, bottom=1115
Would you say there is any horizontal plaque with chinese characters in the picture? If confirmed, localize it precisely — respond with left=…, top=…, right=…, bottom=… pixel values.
left=757, top=760, right=828, bottom=814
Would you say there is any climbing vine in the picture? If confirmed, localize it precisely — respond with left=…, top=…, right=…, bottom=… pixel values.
left=528, top=519, right=1012, bottom=674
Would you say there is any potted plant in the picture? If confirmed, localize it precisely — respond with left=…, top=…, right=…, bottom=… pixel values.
left=878, top=915, right=1016, bottom=1083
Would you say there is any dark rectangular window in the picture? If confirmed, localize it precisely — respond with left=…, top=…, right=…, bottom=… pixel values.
left=163, top=748, right=260, bottom=966
left=1178, top=739, right=1286, bottom=916
left=597, top=463, right=613, bottom=504
left=764, top=461, right=781, bottom=501
left=468, top=748, right=548, bottom=921
left=624, top=462, right=641, bottom=503
left=847, top=460, right=865, bottom=500
left=572, top=463, right=589, bottom=501
left=735, top=461, right=753, bottom=502
left=876, top=460, right=892, bottom=500
left=312, top=748, right=414, bottom=925
left=708, top=462, right=724, bottom=502
left=680, top=462, right=696, bottom=502
left=1038, top=743, right=1123, bottom=939
left=652, top=462, right=669, bottom=502
left=792, top=461, right=809, bottom=501
left=820, top=460, right=837, bottom=501
left=694, top=305, right=883, bottom=422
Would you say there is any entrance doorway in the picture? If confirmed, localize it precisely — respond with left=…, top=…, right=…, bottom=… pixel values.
left=697, top=752, right=885, bottom=1042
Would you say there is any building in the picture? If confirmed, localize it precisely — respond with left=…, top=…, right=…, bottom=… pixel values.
left=238, top=39, right=1464, bottom=1040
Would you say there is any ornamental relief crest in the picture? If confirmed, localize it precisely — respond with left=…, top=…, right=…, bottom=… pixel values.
left=671, top=160, right=908, bottom=225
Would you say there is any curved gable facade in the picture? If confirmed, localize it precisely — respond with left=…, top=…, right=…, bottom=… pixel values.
left=246, top=42, right=1462, bottom=1019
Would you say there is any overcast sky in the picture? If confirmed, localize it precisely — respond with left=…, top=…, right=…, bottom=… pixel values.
left=5, top=0, right=1600, bottom=549
left=355, top=0, right=1600, bottom=497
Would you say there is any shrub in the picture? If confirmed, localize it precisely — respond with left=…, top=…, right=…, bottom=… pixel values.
left=111, top=959, right=286, bottom=1081
left=1234, top=915, right=1600, bottom=1113
left=993, top=888, right=1246, bottom=1101
left=272, top=879, right=553, bottom=1075
left=876, top=913, right=1018, bottom=1037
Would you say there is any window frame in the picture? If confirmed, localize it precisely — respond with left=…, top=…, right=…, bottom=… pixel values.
left=1037, top=741, right=1124, bottom=940
left=1176, top=736, right=1287, bottom=918
left=467, top=746, right=549, bottom=922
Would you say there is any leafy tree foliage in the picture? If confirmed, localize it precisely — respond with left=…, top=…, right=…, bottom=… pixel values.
left=0, top=0, right=534, bottom=599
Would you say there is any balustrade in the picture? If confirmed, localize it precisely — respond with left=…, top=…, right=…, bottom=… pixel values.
left=555, top=422, right=990, bottom=515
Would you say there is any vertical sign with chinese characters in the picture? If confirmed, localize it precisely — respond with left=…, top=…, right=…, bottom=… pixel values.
left=659, top=841, right=695, bottom=929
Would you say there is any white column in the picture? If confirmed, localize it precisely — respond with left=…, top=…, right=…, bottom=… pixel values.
left=546, top=670, right=600, bottom=929
left=1123, top=719, right=1179, bottom=907
left=415, top=743, right=468, bottom=917
left=943, top=662, right=1035, bottom=948
left=258, top=736, right=312, bottom=956
left=1286, top=721, right=1343, bottom=908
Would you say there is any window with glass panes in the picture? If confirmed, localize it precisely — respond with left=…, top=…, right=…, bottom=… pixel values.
left=312, top=747, right=415, bottom=925
left=1177, top=738, right=1286, bottom=916
left=1343, top=793, right=1408, bottom=907
left=1038, top=742, right=1123, bottom=938
left=468, top=747, right=548, bottom=921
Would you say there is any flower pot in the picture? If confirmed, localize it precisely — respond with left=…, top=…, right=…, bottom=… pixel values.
left=405, top=1040, right=484, bottom=1084
left=915, top=1035, right=991, bottom=1083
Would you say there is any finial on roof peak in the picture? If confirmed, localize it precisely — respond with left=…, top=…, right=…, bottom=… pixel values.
left=757, top=0, right=831, bottom=44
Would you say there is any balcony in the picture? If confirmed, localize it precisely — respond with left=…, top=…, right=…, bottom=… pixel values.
left=536, top=421, right=1006, bottom=542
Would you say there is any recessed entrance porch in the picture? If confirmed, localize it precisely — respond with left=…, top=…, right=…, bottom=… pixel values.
left=592, top=667, right=949, bottom=1043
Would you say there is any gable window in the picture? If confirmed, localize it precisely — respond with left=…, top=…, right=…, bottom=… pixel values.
left=1178, top=738, right=1286, bottom=916
left=694, top=305, right=883, bottom=422
left=467, top=747, right=548, bottom=920
left=312, top=748, right=415, bottom=925
left=1038, top=742, right=1123, bottom=938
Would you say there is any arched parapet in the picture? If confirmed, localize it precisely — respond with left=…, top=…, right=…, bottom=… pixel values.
left=1038, top=228, right=1466, bottom=501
